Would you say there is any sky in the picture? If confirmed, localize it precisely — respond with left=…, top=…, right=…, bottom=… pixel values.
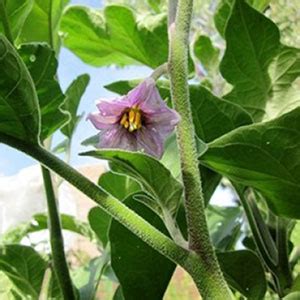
left=0, top=0, right=151, bottom=176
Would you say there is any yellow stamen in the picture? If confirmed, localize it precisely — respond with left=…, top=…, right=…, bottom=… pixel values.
left=120, top=106, right=142, bottom=132
left=120, top=113, right=128, bottom=126
left=129, top=110, right=135, bottom=123
left=134, top=111, right=141, bottom=128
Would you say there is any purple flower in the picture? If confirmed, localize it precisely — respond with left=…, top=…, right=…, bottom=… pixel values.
left=87, top=78, right=180, bottom=158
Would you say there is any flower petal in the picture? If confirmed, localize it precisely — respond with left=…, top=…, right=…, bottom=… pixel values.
left=98, top=125, right=137, bottom=151
left=136, top=127, right=164, bottom=158
left=126, top=79, right=153, bottom=107
left=145, top=108, right=181, bottom=138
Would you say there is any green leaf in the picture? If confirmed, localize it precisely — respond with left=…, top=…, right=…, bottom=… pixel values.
left=220, top=0, right=280, bottom=121
left=60, top=5, right=168, bottom=68
left=0, top=35, right=40, bottom=143
left=214, top=0, right=271, bottom=37
left=98, top=171, right=141, bottom=201
left=0, top=213, right=95, bottom=244
left=217, top=250, right=267, bottom=299
left=0, top=0, right=34, bottom=40
left=193, top=35, right=220, bottom=73
left=61, top=74, right=90, bottom=138
left=201, top=107, right=300, bottom=219
left=18, top=0, right=70, bottom=50
left=113, top=286, right=125, bottom=300
left=283, top=292, right=300, bottom=300
left=72, top=252, right=110, bottom=300
left=0, top=245, right=47, bottom=298
left=82, top=150, right=183, bottom=218
left=207, top=205, right=243, bottom=250
left=109, top=195, right=175, bottom=300
left=0, top=273, right=22, bottom=300
left=88, top=207, right=112, bottom=247
left=266, top=46, right=300, bottom=119
left=19, top=43, right=67, bottom=140
left=190, top=85, right=252, bottom=142
left=89, top=172, right=141, bottom=246
left=147, top=0, right=162, bottom=12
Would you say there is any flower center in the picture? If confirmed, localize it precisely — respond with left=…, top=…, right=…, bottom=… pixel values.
left=120, top=105, right=142, bottom=132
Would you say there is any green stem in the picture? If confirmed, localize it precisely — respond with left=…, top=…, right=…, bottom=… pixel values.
left=276, top=217, right=293, bottom=295
left=235, top=186, right=278, bottom=269
left=168, top=0, right=233, bottom=298
left=168, top=0, right=178, bottom=26
left=150, top=63, right=168, bottom=81
left=0, top=0, right=14, bottom=44
left=41, top=166, right=76, bottom=299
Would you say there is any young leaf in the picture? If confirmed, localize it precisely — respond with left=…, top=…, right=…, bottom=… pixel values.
left=217, top=250, right=267, bottom=299
left=60, top=5, right=168, bottom=68
left=193, top=35, right=220, bottom=73
left=266, top=46, right=300, bottom=119
left=220, top=0, right=280, bottom=121
left=109, top=195, right=175, bottom=300
left=61, top=74, right=90, bottom=138
left=0, top=245, right=47, bottom=298
left=81, top=150, right=183, bottom=218
left=19, top=43, right=67, bottom=140
left=18, top=0, right=70, bottom=49
left=98, top=171, right=141, bottom=201
left=201, top=107, right=300, bottom=219
left=0, top=0, right=33, bottom=40
left=0, top=35, right=40, bottom=143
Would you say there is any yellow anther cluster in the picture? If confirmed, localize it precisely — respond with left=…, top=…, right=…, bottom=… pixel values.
left=120, top=105, right=142, bottom=132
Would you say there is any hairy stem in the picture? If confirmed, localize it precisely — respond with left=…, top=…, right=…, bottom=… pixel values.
left=168, top=0, right=233, bottom=298
left=41, top=166, right=76, bottom=299
left=150, top=63, right=168, bottom=81
left=0, top=0, right=14, bottom=44
left=0, top=133, right=219, bottom=289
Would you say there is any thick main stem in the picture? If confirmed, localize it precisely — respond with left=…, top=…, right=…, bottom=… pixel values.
left=168, top=0, right=233, bottom=298
left=41, top=167, right=76, bottom=300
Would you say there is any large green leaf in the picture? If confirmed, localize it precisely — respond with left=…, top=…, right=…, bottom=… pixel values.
left=217, top=250, right=267, bottom=299
left=190, top=85, right=252, bottom=142
left=214, top=0, right=271, bottom=37
left=60, top=5, right=168, bottom=68
left=266, top=46, right=300, bottom=119
left=0, top=245, right=47, bottom=298
left=61, top=74, right=90, bottom=138
left=0, top=35, right=40, bottom=143
left=82, top=150, right=183, bottom=218
left=220, top=0, right=280, bottom=121
left=19, top=43, right=67, bottom=140
left=201, top=107, right=300, bottom=219
left=0, top=0, right=33, bottom=40
left=18, top=0, right=70, bottom=49
left=109, top=195, right=175, bottom=300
